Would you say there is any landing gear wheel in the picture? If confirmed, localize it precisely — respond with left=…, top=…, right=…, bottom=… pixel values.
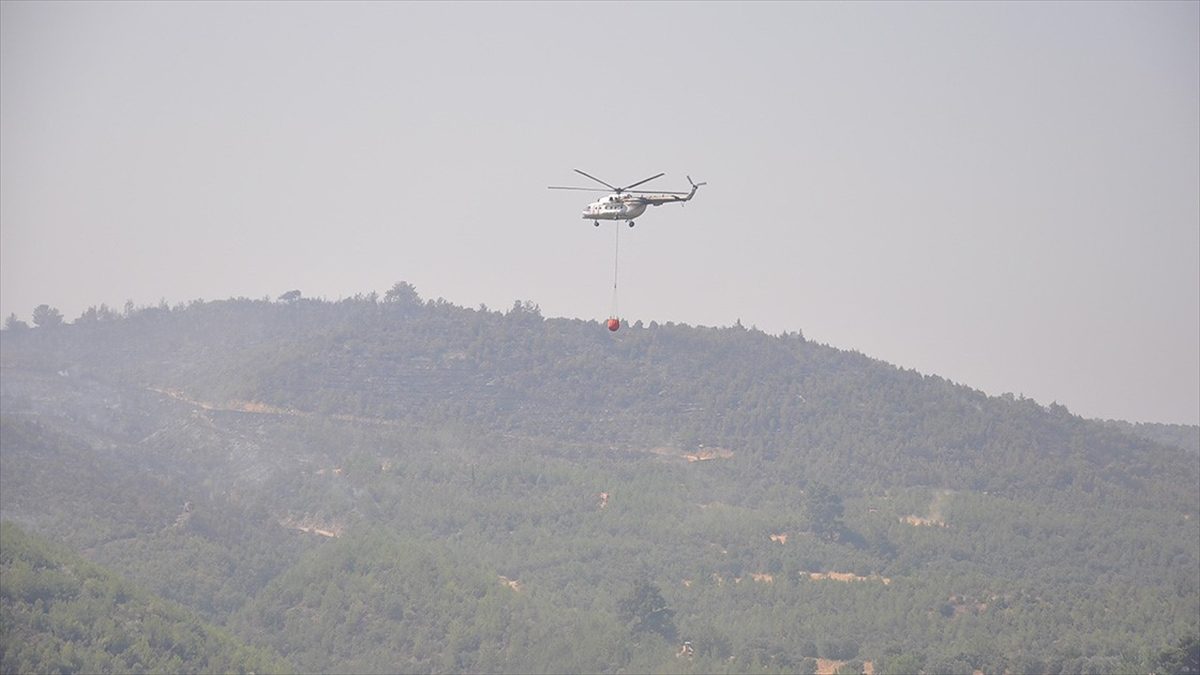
left=594, top=221, right=600, bottom=227
left=627, top=221, right=635, bottom=228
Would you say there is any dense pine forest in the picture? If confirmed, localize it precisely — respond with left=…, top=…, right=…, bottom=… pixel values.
left=2, top=285, right=1198, bottom=674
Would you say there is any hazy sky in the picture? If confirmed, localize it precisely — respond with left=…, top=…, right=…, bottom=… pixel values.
left=2, top=1, right=1197, bottom=425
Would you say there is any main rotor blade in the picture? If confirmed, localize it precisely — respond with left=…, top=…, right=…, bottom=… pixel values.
left=548, top=186, right=611, bottom=192
left=621, top=172, right=666, bottom=191
left=573, top=169, right=618, bottom=191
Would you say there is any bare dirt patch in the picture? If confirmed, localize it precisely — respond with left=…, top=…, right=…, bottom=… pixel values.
left=149, top=387, right=403, bottom=428
left=815, top=658, right=846, bottom=675
left=904, top=515, right=947, bottom=527
left=806, top=571, right=891, bottom=585
left=902, top=489, right=952, bottom=527
left=642, top=446, right=734, bottom=462
left=816, top=659, right=875, bottom=675
left=280, top=514, right=344, bottom=538
left=682, top=447, right=734, bottom=462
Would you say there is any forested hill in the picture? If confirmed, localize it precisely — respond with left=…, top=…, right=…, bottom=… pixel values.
left=2, top=287, right=1198, bottom=674
left=0, top=522, right=288, bottom=673
left=3, top=289, right=1195, bottom=502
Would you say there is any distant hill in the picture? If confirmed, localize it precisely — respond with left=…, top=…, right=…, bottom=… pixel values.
left=1, top=288, right=1197, bottom=674
left=1101, top=420, right=1200, bottom=454
left=4, top=293, right=1195, bottom=500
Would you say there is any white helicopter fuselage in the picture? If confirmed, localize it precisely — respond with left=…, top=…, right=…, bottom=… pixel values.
left=582, top=194, right=648, bottom=221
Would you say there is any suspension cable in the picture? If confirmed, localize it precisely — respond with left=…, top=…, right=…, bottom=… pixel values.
left=610, top=223, right=620, bottom=319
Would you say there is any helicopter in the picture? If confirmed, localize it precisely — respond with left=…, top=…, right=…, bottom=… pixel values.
left=549, top=169, right=705, bottom=227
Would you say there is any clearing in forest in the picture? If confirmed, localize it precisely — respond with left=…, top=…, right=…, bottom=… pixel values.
left=903, top=489, right=952, bottom=527
left=806, top=571, right=891, bottom=585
